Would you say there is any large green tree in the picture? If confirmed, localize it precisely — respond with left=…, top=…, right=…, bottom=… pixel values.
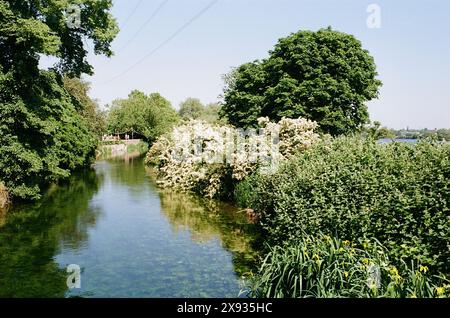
left=63, top=76, right=106, bottom=137
left=179, top=98, right=223, bottom=123
left=220, top=28, right=382, bottom=135
left=179, top=98, right=204, bottom=120
left=0, top=0, right=118, bottom=200
left=107, top=91, right=179, bottom=142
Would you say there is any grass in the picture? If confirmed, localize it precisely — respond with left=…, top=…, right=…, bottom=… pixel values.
left=244, top=233, right=450, bottom=298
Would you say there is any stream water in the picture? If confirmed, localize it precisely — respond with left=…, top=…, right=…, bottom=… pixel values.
left=0, top=156, right=258, bottom=298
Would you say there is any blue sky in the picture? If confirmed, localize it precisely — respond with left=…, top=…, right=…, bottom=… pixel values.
left=81, top=0, right=449, bottom=129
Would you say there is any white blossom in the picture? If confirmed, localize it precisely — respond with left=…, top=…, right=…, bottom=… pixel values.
left=146, top=117, right=319, bottom=198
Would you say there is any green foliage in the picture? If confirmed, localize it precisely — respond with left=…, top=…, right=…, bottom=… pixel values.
left=179, top=98, right=204, bottom=120
left=419, top=129, right=450, bottom=141
left=0, top=0, right=118, bottom=201
left=203, top=103, right=225, bottom=124
left=364, top=121, right=396, bottom=140
left=63, top=77, right=106, bottom=137
left=0, top=71, right=97, bottom=200
left=245, top=234, right=449, bottom=298
left=0, top=0, right=118, bottom=77
left=235, top=172, right=262, bottom=208
left=241, top=136, right=450, bottom=274
left=388, top=128, right=450, bottom=141
left=220, top=27, right=382, bottom=135
left=179, top=98, right=223, bottom=123
left=107, top=91, right=179, bottom=142
left=126, top=141, right=149, bottom=154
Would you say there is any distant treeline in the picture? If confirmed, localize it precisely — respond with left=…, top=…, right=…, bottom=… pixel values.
left=364, top=122, right=450, bottom=141
left=383, top=128, right=450, bottom=141
left=393, top=128, right=450, bottom=141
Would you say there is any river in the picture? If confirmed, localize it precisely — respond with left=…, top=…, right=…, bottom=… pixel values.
left=0, top=156, right=258, bottom=298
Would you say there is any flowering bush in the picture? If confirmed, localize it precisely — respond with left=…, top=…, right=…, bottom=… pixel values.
left=146, top=117, right=319, bottom=199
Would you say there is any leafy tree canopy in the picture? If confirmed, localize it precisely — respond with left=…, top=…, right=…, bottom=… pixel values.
left=179, top=98, right=224, bottom=124
left=63, top=76, right=106, bottom=137
left=107, top=91, right=179, bottom=142
left=220, top=27, right=382, bottom=135
left=203, top=103, right=224, bottom=124
left=0, top=71, right=97, bottom=200
left=0, top=0, right=118, bottom=201
left=179, top=98, right=204, bottom=120
left=0, top=0, right=118, bottom=77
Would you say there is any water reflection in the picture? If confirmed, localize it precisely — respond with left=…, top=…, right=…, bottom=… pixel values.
left=158, top=190, right=259, bottom=277
left=0, top=169, right=102, bottom=297
left=0, top=156, right=258, bottom=298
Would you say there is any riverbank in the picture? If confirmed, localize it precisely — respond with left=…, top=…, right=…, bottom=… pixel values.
left=97, top=140, right=149, bottom=160
left=146, top=127, right=450, bottom=298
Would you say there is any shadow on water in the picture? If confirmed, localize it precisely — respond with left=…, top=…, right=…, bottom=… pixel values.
left=0, top=169, right=103, bottom=297
left=0, top=155, right=259, bottom=298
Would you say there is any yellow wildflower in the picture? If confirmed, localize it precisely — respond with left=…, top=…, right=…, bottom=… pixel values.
left=389, top=267, right=402, bottom=283
left=343, top=240, right=351, bottom=246
left=419, top=265, right=429, bottom=273
left=435, top=287, right=445, bottom=296
left=389, top=267, right=399, bottom=276
left=344, top=271, right=349, bottom=279
left=362, top=258, right=370, bottom=265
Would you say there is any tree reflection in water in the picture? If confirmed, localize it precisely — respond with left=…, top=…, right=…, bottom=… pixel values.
left=0, top=157, right=260, bottom=298
left=158, top=190, right=260, bottom=278
left=0, top=169, right=102, bottom=297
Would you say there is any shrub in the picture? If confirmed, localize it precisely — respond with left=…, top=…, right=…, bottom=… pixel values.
left=235, top=172, right=262, bottom=208
left=245, top=136, right=450, bottom=274
left=245, top=233, right=449, bottom=298
left=127, top=141, right=149, bottom=154
left=146, top=117, right=319, bottom=199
